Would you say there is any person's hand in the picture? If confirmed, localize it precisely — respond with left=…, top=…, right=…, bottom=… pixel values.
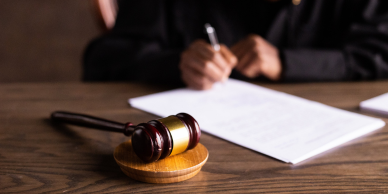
left=231, top=34, right=282, bottom=81
left=179, top=40, right=237, bottom=90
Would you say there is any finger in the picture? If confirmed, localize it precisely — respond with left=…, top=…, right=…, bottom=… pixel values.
left=189, top=40, right=234, bottom=81
left=235, top=51, right=261, bottom=78
left=239, top=54, right=261, bottom=78
left=210, top=52, right=232, bottom=78
left=231, top=36, right=257, bottom=58
left=241, top=62, right=261, bottom=78
left=220, top=44, right=238, bottom=67
left=234, top=35, right=261, bottom=70
left=211, top=47, right=234, bottom=81
left=190, top=40, right=217, bottom=59
left=191, top=42, right=231, bottom=75
left=231, top=35, right=254, bottom=57
left=181, top=71, right=201, bottom=89
left=219, top=45, right=237, bottom=80
left=187, top=45, right=232, bottom=82
left=184, top=51, right=225, bottom=82
left=236, top=50, right=255, bottom=70
left=181, top=66, right=213, bottom=90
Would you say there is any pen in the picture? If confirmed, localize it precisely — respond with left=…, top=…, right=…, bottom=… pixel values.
left=204, top=23, right=220, bottom=51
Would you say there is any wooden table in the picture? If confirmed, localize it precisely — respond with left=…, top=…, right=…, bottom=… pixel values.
left=1, top=81, right=387, bottom=193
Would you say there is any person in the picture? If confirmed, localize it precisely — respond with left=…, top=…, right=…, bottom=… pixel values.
left=83, top=0, right=388, bottom=90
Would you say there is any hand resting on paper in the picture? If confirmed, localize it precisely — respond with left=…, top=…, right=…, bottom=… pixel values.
left=179, top=40, right=237, bottom=90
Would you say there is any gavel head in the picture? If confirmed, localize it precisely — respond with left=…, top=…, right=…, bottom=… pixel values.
left=131, top=113, right=201, bottom=163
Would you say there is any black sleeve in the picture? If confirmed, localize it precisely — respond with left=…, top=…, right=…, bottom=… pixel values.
left=83, top=0, right=183, bottom=85
left=282, top=0, right=388, bottom=82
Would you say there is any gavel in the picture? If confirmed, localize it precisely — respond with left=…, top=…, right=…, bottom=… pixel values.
left=51, top=111, right=201, bottom=163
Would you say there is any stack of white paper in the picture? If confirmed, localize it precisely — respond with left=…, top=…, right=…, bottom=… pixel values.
left=129, top=79, right=385, bottom=164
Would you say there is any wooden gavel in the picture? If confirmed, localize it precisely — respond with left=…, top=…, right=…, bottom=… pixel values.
left=51, top=111, right=201, bottom=163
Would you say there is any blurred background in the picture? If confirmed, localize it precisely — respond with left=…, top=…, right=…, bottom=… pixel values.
left=0, top=0, right=105, bottom=82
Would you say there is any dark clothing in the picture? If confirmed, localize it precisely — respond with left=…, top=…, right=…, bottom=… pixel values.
left=84, top=0, right=388, bottom=83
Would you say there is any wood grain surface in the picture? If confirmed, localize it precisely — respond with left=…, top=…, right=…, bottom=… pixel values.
left=0, top=81, right=387, bottom=193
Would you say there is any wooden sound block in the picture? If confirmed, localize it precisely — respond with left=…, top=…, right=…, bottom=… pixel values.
left=114, top=140, right=209, bottom=183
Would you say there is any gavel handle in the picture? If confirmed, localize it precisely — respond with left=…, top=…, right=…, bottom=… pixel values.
left=50, top=111, right=135, bottom=136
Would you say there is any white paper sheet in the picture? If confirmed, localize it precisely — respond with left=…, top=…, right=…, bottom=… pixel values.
left=360, top=92, right=388, bottom=116
left=129, top=79, right=385, bottom=164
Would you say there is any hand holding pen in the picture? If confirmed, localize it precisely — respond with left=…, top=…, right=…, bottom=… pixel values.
left=179, top=23, right=237, bottom=90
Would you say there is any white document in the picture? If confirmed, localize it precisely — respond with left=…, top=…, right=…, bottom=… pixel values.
left=129, top=79, right=385, bottom=164
left=360, top=92, right=388, bottom=116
